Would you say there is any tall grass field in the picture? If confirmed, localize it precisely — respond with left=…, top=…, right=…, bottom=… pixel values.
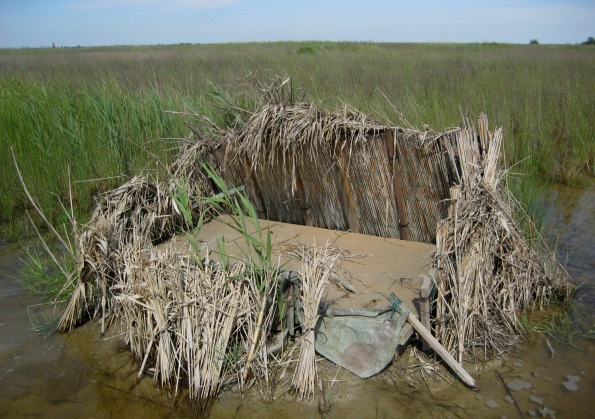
left=1, top=42, right=593, bottom=237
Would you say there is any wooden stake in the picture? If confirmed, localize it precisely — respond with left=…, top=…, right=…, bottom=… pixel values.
left=388, top=293, right=477, bottom=390
left=406, top=308, right=477, bottom=389
left=384, top=130, right=410, bottom=241
left=244, top=158, right=267, bottom=219
left=293, top=164, right=312, bottom=226
left=336, top=145, right=360, bottom=234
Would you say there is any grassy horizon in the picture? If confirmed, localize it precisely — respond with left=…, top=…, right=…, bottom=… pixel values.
left=1, top=41, right=593, bottom=238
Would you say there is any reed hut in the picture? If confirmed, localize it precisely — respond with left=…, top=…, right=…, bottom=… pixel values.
left=205, top=96, right=573, bottom=360
left=55, top=79, right=574, bottom=415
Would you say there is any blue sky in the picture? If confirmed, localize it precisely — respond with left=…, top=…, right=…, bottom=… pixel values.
left=1, top=0, right=593, bottom=48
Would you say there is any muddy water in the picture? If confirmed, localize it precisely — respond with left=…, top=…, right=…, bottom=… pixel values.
left=0, top=242, right=178, bottom=418
left=541, top=185, right=594, bottom=303
left=0, top=186, right=593, bottom=418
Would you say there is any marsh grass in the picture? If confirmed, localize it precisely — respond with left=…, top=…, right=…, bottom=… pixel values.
left=531, top=300, right=595, bottom=346
left=1, top=77, right=181, bottom=228
left=19, top=244, right=75, bottom=301
left=198, top=163, right=274, bottom=279
left=1, top=42, right=593, bottom=238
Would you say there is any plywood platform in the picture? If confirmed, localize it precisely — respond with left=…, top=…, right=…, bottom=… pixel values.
left=169, top=216, right=434, bottom=328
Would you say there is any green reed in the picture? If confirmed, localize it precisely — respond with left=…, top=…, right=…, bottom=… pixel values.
left=1, top=42, right=593, bottom=239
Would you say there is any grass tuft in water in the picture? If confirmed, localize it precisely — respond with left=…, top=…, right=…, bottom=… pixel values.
left=26, top=304, right=60, bottom=337
left=531, top=301, right=595, bottom=346
left=19, top=244, right=75, bottom=302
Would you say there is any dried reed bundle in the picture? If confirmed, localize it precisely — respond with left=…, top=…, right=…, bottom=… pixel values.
left=280, top=242, right=355, bottom=293
left=221, top=100, right=385, bottom=175
left=92, top=175, right=185, bottom=244
left=95, top=228, right=287, bottom=415
left=109, top=241, right=268, bottom=411
left=57, top=168, right=217, bottom=332
left=433, top=115, right=575, bottom=362
left=170, top=137, right=217, bottom=200
left=238, top=268, right=280, bottom=396
left=181, top=260, right=243, bottom=412
left=55, top=280, right=88, bottom=332
left=56, top=176, right=174, bottom=332
left=56, top=219, right=113, bottom=333
left=292, top=243, right=340, bottom=399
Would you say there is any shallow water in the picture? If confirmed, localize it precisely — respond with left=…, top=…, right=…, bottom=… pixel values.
left=541, top=185, right=594, bottom=303
left=0, top=185, right=593, bottom=418
left=0, top=242, right=177, bottom=418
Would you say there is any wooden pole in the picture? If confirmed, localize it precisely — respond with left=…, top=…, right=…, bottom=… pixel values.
left=336, top=146, right=360, bottom=234
left=293, top=164, right=312, bottom=226
left=418, top=274, right=434, bottom=352
left=384, top=130, right=410, bottom=241
left=406, top=308, right=477, bottom=390
left=388, top=293, right=476, bottom=389
left=244, top=159, right=267, bottom=219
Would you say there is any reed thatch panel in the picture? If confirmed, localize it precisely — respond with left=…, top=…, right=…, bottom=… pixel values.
left=215, top=101, right=397, bottom=236
left=345, top=138, right=401, bottom=238
left=212, top=145, right=244, bottom=191
left=212, top=145, right=273, bottom=220
left=297, top=152, right=348, bottom=230
left=250, top=150, right=305, bottom=225
left=210, top=101, right=468, bottom=243
left=394, top=133, right=453, bottom=243
left=423, top=133, right=456, bottom=220
left=170, top=139, right=218, bottom=200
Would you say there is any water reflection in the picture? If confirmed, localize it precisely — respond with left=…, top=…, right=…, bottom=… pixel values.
left=541, top=185, right=594, bottom=302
